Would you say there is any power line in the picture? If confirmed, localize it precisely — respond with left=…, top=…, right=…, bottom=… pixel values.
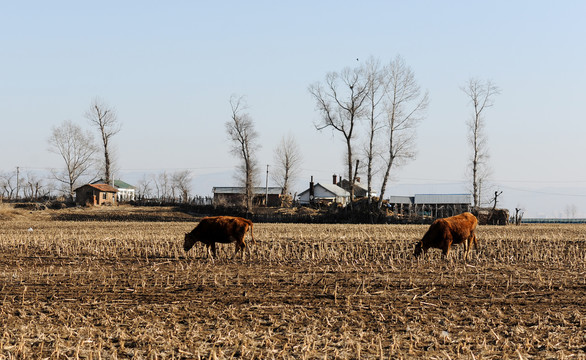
left=498, top=184, right=586, bottom=197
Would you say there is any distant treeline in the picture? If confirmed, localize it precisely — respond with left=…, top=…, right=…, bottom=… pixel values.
left=521, top=218, right=586, bottom=224
left=177, top=204, right=435, bottom=225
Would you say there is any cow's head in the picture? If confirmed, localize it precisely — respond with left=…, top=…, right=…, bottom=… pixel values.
left=413, top=241, right=424, bottom=257
left=184, top=233, right=196, bottom=252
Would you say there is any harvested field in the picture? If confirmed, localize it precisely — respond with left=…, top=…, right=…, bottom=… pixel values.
left=0, top=211, right=585, bottom=359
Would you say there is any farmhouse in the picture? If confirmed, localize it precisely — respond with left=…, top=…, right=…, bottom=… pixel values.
left=213, top=186, right=283, bottom=207
left=74, top=184, right=118, bottom=206
left=298, top=180, right=350, bottom=206
left=334, top=175, right=377, bottom=198
left=92, top=179, right=136, bottom=202
left=387, top=193, right=472, bottom=218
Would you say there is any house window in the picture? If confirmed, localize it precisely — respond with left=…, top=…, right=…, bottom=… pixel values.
left=103, top=193, right=107, bottom=200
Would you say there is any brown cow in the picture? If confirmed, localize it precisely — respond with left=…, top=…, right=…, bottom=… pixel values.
left=184, top=216, right=255, bottom=258
left=414, top=212, right=478, bottom=259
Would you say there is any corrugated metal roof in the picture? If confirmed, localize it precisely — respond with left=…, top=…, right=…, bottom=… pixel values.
left=213, top=186, right=283, bottom=195
left=388, top=196, right=414, bottom=204
left=414, top=194, right=472, bottom=205
left=113, top=180, right=135, bottom=189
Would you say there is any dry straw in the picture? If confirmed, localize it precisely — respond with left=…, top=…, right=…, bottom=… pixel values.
left=0, top=217, right=584, bottom=358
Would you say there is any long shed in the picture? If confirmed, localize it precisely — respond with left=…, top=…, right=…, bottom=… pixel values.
left=213, top=186, right=283, bottom=207
left=387, top=193, right=472, bottom=218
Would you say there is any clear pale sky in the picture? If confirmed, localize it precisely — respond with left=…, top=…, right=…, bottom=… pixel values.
left=1, top=1, right=585, bottom=218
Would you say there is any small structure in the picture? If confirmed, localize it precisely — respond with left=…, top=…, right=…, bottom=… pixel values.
left=387, top=194, right=472, bottom=218
left=74, top=184, right=118, bottom=206
left=92, top=179, right=136, bottom=202
left=334, top=174, right=377, bottom=198
left=212, top=186, right=283, bottom=207
left=387, top=195, right=414, bottom=214
left=298, top=180, right=350, bottom=206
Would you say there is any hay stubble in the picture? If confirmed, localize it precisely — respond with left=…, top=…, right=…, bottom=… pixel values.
left=0, top=219, right=584, bottom=359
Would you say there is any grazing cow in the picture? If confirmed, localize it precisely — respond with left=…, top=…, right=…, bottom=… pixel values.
left=184, top=216, right=255, bottom=258
left=414, top=212, right=478, bottom=259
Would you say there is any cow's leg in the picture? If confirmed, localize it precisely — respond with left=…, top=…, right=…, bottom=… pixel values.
left=211, top=243, right=217, bottom=258
left=233, top=242, right=241, bottom=259
left=472, top=232, right=478, bottom=251
left=441, top=241, right=452, bottom=258
left=236, top=238, right=247, bottom=260
left=464, top=238, right=471, bottom=260
left=442, top=230, right=454, bottom=259
left=465, top=233, right=478, bottom=260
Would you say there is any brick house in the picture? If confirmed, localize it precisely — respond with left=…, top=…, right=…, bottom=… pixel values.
left=74, top=184, right=118, bottom=206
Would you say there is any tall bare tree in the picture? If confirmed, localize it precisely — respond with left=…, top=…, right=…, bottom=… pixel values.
left=309, top=65, right=369, bottom=204
left=48, top=120, right=97, bottom=200
left=462, top=78, right=500, bottom=208
left=272, top=133, right=302, bottom=196
left=85, top=97, right=121, bottom=184
left=378, top=55, right=429, bottom=208
left=226, top=95, right=260, bottom=212
left=362, top=57, right=386, bottom=204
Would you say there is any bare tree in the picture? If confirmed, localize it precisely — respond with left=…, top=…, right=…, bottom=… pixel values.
left=135, top=175, right=152, bottom=200
left=48, top=120, right=97, bottom=200
left=226, top=95, right=260, bottom=212
left=153, top=171, right=171, bottom=201
left=0, top=171, right=17, bottom=200
left=490, top=190, right=503, bottom=210
left=22, top=172, right=47, bottom=201
left=378, top=56, right=429, bottom=208
left=514, top=207, right=524, bottom=225
left=564, top=204, right=577, bottom=218
left=462, top=78, right=500, bottom=208
left=272, top=133, right=302, bottom=196
left=362, top=57, right=386, bottom=204
left=309, top=65, right=369, bottom=204
left=85, top=97, right=121, bottom=184
left=172, top=170, right=192, bottom=203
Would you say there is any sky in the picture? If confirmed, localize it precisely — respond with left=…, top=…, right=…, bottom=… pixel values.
left=1, top=1, right=585, bottom=218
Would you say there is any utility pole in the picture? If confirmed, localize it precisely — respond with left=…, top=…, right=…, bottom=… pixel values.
left=16, top=166, right=20, bottom=200
left=265, top=164, right=269, bottom=207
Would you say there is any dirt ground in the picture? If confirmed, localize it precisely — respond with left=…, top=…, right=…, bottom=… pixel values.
left=0, top=208, right=584, bottom=359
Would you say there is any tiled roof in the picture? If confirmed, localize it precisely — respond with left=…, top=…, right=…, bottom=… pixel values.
left=92, top=179, right=135, bottom=189
left=79, top=184, right=118, bottom=193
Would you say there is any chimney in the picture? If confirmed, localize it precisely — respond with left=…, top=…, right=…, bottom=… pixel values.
left=309, top=176, right=315, bottom=205
left=332, top=174, right=337, bottom=185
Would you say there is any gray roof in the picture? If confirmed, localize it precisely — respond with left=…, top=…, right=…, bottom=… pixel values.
left=414, top=194, right=472, bottom=205
left=387, top=194, right=472, bottom=205
left=213, top=186, right=283, bottom=195
left=388, top=196, right=414, bottom=205
left=298, top=183, right=350, bottom=197
left=319, top=183, right=350, bottom=197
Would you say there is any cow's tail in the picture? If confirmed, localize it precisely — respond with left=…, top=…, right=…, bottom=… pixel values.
left=249, top=223, right=256, bottom=244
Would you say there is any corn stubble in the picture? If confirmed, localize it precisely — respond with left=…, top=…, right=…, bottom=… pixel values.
left=0, top=219, right=584, bottom=359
